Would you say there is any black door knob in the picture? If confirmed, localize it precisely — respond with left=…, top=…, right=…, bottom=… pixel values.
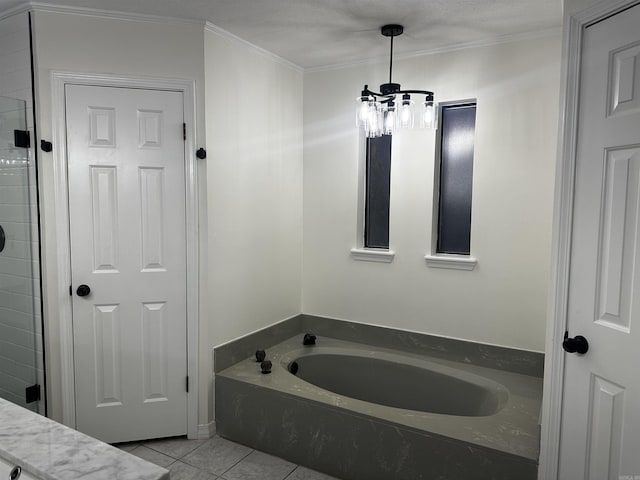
left=562, top=332, right=589, bottom=354
left=76, top=284, right=91, bottom=297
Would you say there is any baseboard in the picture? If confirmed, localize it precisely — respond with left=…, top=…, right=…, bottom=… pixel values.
left=196, top=421, right=216, bottom=439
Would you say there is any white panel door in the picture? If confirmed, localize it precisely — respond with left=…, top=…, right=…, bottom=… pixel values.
left=65, top=84, right=187, bottom=443
left=559, top=4, right=640, bottom=479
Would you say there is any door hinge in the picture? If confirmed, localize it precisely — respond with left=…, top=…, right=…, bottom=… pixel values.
left=183, top=123, right=186, bottom=141
left=25, top=384, right=41, bottom=403
left=14, top=130, right=30, bottom=148
left=186, top=376, right=189, bottom=393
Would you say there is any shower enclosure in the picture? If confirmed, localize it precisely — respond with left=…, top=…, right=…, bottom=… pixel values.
left=0, top=95, right=43, bottom=412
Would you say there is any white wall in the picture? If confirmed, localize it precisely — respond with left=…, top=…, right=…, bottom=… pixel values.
left=302, top=34, right=562, bottom=352
left=563, top=0, right=605, bottom=15
left=30, top=10, right=303, bottom=428
left=26, top=5, right=555, bottom=428
left=204, top=27, right=303, bottom=418
left=31, top=9, right=207, bottom=423
left=0, top=11, right=44, bottom=413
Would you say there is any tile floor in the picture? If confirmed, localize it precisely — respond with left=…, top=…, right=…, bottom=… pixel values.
left=114, top=435, right=340, bottom=480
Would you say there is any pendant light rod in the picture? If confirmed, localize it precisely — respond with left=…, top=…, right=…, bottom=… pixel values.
left=381, top=24, right=403, bottom=85
left=389, top=34, right=394, bottom=84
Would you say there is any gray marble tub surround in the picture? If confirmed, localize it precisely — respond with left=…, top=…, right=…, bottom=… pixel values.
left=216, top=335, right=543, bottom=480
left=214, top=315, right=303, bottom=372
left=213, top=314, right=544, bottom=378
left=299, top=315, right=545, bottom=377
left=217, top=377, right=538, bottom=480
left=0, top=398, right=169, bottom=480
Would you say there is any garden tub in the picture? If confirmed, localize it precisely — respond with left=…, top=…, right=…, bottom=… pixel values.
left=216, top=335, right=542, bottom=480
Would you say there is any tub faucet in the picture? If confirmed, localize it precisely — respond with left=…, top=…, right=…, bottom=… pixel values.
left=303, top=333, right=317, bottom=345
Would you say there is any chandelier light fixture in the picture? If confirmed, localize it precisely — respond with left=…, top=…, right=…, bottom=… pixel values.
left=356, top=24, right=436, bottom=138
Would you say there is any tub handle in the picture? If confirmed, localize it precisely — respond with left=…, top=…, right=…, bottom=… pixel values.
left=255, top=349, right=266, bottom=362
left=303, top=333, right=316, bottom=346
left=260, top=360, right=272, bottom=374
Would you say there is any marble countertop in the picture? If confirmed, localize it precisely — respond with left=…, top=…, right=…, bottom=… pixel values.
left=0, top=398, right=169, bottom=480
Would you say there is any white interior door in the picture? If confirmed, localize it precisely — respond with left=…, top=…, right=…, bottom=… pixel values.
left=559, top=4, right=640, bottom=479
left=65, top=84, right=187, bottom=443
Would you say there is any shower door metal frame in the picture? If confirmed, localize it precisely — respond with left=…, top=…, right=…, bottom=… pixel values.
left=49, top=71, right=201, bottom=439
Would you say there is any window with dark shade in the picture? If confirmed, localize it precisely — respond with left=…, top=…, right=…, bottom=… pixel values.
left=436, top=103, right=476, bottom=255
left=364, top=134, right=392, bottom=249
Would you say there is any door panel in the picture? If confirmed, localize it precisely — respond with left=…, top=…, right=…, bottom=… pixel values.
left=559, top=4, right=640, bottom=479
left=585, top=374, right=625, bottom=480
left=609, top=43, right=640, bottom=116
left=65, top=84, right=187, bottom=443
left=596, top=147, right=640, bottom=332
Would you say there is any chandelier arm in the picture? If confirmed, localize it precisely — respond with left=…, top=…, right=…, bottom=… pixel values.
left=366, top=92, right=396, bottom=103
left=396, top=89, right=434, bottom=96
left=362, top=86, right=389, bottom=98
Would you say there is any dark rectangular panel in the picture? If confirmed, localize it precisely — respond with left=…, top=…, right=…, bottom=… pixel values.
left=365, top=135, right=392, bottom=249
left=437, top=104, right=476, bottom=255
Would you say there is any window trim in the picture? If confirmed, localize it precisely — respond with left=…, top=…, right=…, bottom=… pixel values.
left=351, top=248, right=396, bottom=263
left=428, top=99, right=478, bottom=270
left=424, top=254, right=477, bottom=270
left=352, top=130, right=395, bottom=263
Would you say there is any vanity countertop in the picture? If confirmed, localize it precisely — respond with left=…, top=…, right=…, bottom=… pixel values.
left=0, top=398, right=169, bottom=480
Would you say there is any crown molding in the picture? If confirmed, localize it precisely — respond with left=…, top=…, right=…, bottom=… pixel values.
left=9, top=1, right=206, bottom=27
left=305, top=26, right=563, bottom=73
left=0, top=2, right=31, bottom=20
left=204, top=21, right=303, bottom=73
left=1, top=1, right=559, bottom=73
left=0, top=2, right=303, bottom=72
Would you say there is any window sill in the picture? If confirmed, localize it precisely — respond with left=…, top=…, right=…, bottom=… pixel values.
left=350, top=248, right=395, bottom=263
left=424, top=254, right=477, bottom=271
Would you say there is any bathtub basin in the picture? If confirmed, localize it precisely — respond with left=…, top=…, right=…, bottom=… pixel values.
left=289, top=353, right=508, bottom=416
left=216, top=335, right=542, bottom=480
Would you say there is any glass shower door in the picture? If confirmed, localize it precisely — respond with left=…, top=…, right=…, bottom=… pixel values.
left=0, top=96, right=42, bottom=412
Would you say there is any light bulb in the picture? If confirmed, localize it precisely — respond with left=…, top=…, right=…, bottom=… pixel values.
left=420, top=100, right=435, bottom=129
left=398, top=94, right=414, bottom=129
left=418, top=94, right=436, bottom=129
left=356, top=95, right=374, bottom=127
left=364, top=101, right=379, bottom=138
left=384, top=102, right=396, bottom=135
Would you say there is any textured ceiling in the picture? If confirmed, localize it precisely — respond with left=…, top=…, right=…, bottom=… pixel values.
left=0, top=0, right=563, bottom=68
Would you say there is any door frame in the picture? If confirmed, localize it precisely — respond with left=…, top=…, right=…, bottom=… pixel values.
left=539, top=0, right=640, bottom=478
left=50, top=71, right=200, bottom=439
